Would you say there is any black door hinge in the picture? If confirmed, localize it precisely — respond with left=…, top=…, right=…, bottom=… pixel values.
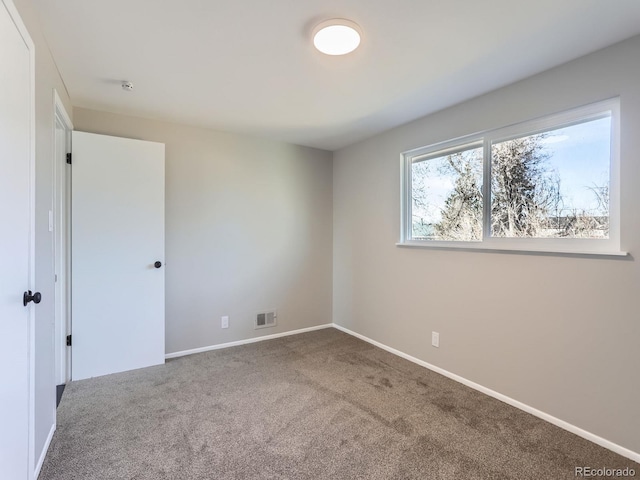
left=66, top=335, right=72, bottom=346
left=66, top=153, right=72, bottom=164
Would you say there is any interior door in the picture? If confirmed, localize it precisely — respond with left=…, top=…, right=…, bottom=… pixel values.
left=0, top=0, right=35, bottom=478
left=71, top=131, right=165, bottom=380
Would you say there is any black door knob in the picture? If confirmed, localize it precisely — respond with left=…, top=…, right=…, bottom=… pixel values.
left=23, top=290, right=42, bottom=306
left=154, top=261, right=162, bottom=268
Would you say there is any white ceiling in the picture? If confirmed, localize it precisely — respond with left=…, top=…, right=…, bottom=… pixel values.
left=34, top=0, right=640, bottom=151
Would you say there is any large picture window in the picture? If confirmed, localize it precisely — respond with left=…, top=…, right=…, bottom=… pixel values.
left=400, top=99, right=622, bottom=255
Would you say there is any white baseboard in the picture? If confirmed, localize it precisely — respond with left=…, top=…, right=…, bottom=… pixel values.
left=165, top=324, right=333, bottom=359
left=34, top=422, right=55, bottom=479
left=332, top=323, right=640, bottom=464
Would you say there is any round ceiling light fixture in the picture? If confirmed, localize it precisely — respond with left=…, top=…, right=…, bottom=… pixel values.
left=313, top=19, right=361, bottom=55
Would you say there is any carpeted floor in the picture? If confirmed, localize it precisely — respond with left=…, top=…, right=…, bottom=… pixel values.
left=40, top=328, right=637, bottom=479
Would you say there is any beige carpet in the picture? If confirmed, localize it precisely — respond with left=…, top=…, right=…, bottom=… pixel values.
left=40, top=328, right=637, bottom=479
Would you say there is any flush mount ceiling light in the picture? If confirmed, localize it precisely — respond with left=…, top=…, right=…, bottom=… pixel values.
left=313, top=19, right=361, bottom=55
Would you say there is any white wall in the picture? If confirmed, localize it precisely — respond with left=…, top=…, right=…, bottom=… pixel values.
left=333, top=35, right=640, bottom=454
left=73, top=109, right=333, bottom=355
left=13, top=0, right=73, bottom=471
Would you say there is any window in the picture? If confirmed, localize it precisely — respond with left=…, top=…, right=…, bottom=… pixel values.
left=411, top=142, right=483, bottom=242
left=400, top=99, right=622, bottom=255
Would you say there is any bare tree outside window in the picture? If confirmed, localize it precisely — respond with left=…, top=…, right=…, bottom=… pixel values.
left=490, top=134, right=558, bottom=238
left=491, top=118, right=610, bottom=239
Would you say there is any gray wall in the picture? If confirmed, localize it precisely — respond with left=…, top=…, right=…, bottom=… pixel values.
left=333, top=35, right=640, bottom=453
left=14, top=0, right=73, bottom=468
left=73, top=109, right=333, bottom=355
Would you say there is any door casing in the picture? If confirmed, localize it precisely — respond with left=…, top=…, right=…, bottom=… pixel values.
left=53, top=90, right=73, bottom=386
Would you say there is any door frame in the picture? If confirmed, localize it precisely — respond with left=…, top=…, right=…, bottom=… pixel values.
left=53, top=90, right=73, bottom=385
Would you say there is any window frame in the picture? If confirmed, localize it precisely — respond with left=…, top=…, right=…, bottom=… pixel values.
left=399, top=98, right=624, bottom=256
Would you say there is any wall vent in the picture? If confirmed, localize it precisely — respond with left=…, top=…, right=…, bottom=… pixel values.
left=255, top=310, right=277, bottom=329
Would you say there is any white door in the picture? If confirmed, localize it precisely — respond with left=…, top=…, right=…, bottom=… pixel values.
left=71, top=131, right=165, bottom=380
left=0, top=0, right=35, bottom=478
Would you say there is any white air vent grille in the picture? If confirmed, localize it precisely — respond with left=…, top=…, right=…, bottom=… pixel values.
left=255, top=310, right=277, bottom=329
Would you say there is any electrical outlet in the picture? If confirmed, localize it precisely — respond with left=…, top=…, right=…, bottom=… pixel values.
left=432, top=331, right=439, bottom=348
left=221, top=316, right=229, bottom=329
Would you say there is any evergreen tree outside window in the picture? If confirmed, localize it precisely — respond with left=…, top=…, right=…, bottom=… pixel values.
left=411, top=144, right=483, bottom=241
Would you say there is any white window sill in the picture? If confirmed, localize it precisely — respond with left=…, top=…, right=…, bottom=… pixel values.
left=396, top=241, right=628, bottom=258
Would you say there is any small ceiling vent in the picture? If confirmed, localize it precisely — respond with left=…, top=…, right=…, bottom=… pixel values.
left=255, top=310, right=277, bottom=329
